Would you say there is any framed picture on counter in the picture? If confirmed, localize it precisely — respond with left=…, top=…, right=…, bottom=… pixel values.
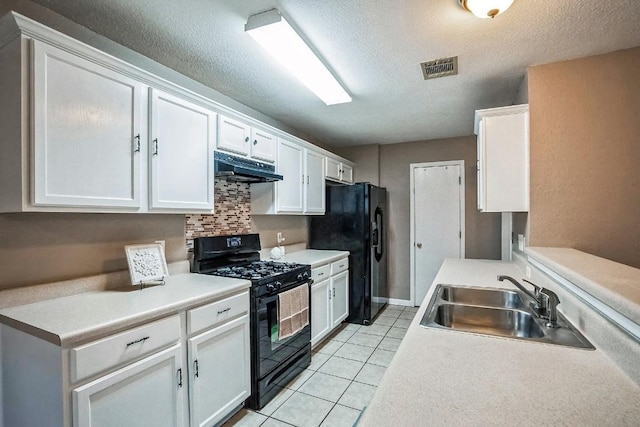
left=125, top=243, right=168, bottom=286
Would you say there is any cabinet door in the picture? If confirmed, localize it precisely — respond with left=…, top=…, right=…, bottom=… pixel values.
left=311, top=278, right=332, bottom=347
left=73, top=344, right=185, bottom=427
left=217, top=115, right=250, bottom=155
left=276, top=139, right=304, bottom=213
left=188, top=315, right=250, bottom=427
left=341, top=163, right=354, bottom=184
left=331, top=271, right=349, bottom=328
left=149, top=89, right=215, bottom=210
left=32, top=40, right=142, bottom=208
left=477, top=121, right=484, bottom=210
left=325, top=157, right=341, bottom=181
left=304, top=149, right=325, bottom=214
left=250, top=128, right=276, bottom=163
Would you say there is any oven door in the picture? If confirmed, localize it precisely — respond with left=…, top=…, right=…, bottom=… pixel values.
left=256, top=283, right=311, bottom=379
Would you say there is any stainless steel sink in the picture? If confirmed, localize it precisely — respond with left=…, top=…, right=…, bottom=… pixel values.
left=421, top=284, right=594, bottom=349
left=439, top=285, right=526, bottom=309
left=431, top=304, right=545, bottom=338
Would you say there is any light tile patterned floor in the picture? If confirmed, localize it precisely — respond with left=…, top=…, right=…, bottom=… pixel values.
left=224, top=304, right=415, bottom=427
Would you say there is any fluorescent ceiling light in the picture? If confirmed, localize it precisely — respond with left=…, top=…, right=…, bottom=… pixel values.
left=245, top=9, right=351, bottom=105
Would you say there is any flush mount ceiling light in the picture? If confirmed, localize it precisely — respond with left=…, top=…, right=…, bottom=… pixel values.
left=245, top=8, right=351, bottom=105
left=458, top=0, right=515, bottom=19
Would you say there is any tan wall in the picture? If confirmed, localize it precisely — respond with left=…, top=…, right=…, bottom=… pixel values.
left=251, top=215, right=309, bottom=249
left=0, top=213, right=187, bottom=290
left=528, top=47, right=640, bottom=268
left=334, top=144, right=380, bottom=186
left=346, top=137, right=502, bottom=301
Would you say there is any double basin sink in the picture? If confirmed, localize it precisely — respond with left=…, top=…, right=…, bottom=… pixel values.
left=420, top=284, right=594, bottom=349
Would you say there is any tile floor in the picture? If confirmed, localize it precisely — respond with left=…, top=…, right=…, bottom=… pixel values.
left=224, top=304, right=418, bottom=427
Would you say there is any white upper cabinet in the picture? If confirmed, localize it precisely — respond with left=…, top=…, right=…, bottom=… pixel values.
left=276, top=139, right=305, bottom=213
left=250, top=128, right=277, bottom=163
left=305, top=149, right=326, bottom=213
left=326, top=156, right=354, bottom=184
left=251, top=139, right=326, bottom=215
left=217, top=115, right=250, bottom=156
left=218, top=114, right=276, bottom=163
left=32, top=40, right=143, bottom=209
left=475, top=104, right=529, bottom=212
left=0, top=13, right=351, bottom=213
left=149, top=89, right=215, bottom=210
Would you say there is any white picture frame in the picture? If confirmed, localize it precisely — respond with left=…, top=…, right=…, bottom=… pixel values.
left=125, top=243, right=169, bottom=286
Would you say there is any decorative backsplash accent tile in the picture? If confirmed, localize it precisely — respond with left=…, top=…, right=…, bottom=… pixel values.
left=185, top=180, right=251, bottom=243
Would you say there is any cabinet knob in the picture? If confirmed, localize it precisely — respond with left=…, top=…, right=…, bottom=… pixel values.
left=253, top=139, right=258, bottom=145
left=244, top=137, right=250, bottom=143
left=416, top=243, right=423, bottom=248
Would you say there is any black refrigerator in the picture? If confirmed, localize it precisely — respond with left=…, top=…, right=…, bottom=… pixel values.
left=309, top=183, right=388, bottom=325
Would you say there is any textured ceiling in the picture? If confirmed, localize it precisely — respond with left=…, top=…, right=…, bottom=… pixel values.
left=19, top=0, right=640, bottom=146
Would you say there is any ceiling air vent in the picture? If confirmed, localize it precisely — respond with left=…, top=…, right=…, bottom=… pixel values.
left=420, top=56, right=458, bottom=80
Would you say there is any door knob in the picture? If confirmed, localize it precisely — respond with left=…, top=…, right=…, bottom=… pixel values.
left=416, top=243, right=423, bottom=248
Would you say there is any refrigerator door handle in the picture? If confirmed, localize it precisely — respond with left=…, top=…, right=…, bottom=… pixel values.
left=374, top=206, right=384, bottom=262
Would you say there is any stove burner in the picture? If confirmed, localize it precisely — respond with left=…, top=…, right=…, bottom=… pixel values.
left=210, top=261, right=305, bottom=281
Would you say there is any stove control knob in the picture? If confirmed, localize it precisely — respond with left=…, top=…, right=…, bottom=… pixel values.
left=266, top=283, right=277, bottom=293
left=297, top=273, right=305, bottom=281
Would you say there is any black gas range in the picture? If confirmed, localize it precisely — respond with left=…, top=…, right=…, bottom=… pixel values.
left=192, top=234, right=312, bottom=410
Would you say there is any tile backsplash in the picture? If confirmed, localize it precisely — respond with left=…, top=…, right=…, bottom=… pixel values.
left=185, top=180, right=251, bottom=243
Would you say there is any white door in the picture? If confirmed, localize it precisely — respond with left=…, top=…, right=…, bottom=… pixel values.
left=276, top=139, right=304, bottom=213
left=331, top=271, right=349, bottom=328
left=325, top=157, right=341, bottom=181
left=341, top=163, right=354, bottom=183
left=217, top=115, right=250, bottom=155
left=73, top=344, right=185, bottom=427
left=188, top=315, right=250, bottom=427
left=32, top=40, right=142, bottom=208
left=304, top=149, right=325, bottom=213
left=412, top=162, right=465, bottom=305
left=311, top=279, right=331, bottom=347
left=149, top=89, right=215, bottom=210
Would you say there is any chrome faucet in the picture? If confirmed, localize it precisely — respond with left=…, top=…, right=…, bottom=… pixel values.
left=497, top=275, right=560, bottom=328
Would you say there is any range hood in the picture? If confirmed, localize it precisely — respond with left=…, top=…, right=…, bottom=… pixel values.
left=214, top=151, right=283, bottom=183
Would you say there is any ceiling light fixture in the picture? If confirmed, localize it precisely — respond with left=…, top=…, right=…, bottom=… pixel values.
left=458, top=0, right=515, bottom=19
left=245, top=9, right=351, bottom=105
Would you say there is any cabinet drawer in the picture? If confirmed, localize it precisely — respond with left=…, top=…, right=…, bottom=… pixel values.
left=331, top=258, right=349, bottom=275
left=187, top=290, right=249, bottom=335
left=70, top=314, right=181, bottom=384
left=312, top=264, right=331, bottom=282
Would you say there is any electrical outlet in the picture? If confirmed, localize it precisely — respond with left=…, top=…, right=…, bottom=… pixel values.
left=277, top=232, right=285, bottom=245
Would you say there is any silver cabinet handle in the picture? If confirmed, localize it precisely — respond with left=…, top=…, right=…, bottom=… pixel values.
left=152, top=138, right=159, bottom=156
left=133, top=134, right=141, bottom=153
left=333, top=288, right=335, bottom=298
left=194, top=360, right=199, bottom=378
left=317, top=272, right=324, bottom=276
left=217, top=307, right=231, bottom=315
left=177, top=368, right=183, bottom=388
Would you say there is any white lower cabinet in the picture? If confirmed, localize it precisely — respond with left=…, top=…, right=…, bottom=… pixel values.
left=187, top=314, right=250, bottom=427
left=0, top=290, right=250, bottom=427
left=311, top=278, right=331, bottom=346
left=310, top=257, right=350, bottom=347
left=73, top=344, right=185, bottom=427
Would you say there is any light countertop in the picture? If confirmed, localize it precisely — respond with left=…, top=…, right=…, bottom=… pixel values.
left=526, top=247, right=640, bottom=326
left=359, top=259, right=640, bottom=426
left=0, top=273, right=250, bottom=346
left=263, top=249, right=349, bottom=269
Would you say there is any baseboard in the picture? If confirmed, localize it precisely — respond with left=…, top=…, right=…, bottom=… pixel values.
left=387, top=298, right=414, bottom=307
